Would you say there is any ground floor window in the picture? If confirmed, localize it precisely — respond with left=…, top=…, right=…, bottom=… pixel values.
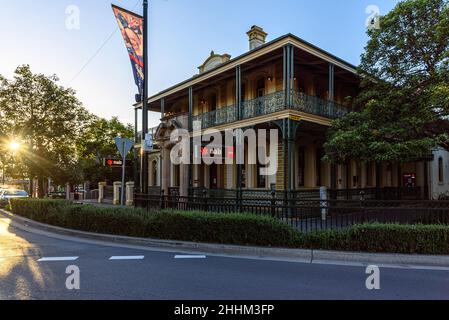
left=366, top=161, right=373, bottom=186
left=316, top=148, right=323, bottom=187
left=298, top=147, right=305, bottom=187
left=172, top=165, right=180, bottom=187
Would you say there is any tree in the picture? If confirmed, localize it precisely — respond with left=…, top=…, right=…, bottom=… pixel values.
left=325, top=0, right=449, bottom=163
left=75, top=116, right=134, bottom=185
left=0, top=65, right=91, bottom=196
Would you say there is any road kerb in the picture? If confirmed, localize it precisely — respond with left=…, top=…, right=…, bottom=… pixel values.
left=2, top=209, right=449, bottom=268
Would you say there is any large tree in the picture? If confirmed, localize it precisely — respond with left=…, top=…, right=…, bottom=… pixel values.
left=0, top=65, right=135, bottom=196
left=325, top=0, right=449, bottom=163
left=0, top=65, right=91, bottom=195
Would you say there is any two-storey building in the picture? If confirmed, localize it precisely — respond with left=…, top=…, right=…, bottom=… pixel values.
left=136, top=26, right=437, bottom=200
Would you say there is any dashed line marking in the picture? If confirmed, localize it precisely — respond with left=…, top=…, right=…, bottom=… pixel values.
left=38, top=257, right=79, bottom=262
left=175, top=255, right=207, bottom=259
left=109, top=256, right=145, bottom=260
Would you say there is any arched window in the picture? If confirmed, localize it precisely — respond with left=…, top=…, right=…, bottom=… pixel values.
left=256, top=78, right=266, bottom=98
left=208, top=93, right=217, bottom=112
left=152, top=160, right=158, bottom=186
left=438, top=157, right=444, bottom=183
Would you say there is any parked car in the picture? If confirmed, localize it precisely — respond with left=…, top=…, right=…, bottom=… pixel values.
left=0, top=189, right=29, bottom=204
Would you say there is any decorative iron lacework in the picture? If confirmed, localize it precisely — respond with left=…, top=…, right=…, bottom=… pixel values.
left=191, top=91, right=350, bottom=130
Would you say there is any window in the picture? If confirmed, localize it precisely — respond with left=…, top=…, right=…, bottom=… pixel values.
left=298, top=147, right=306, bottom=187
left=366, top=162, right=373, bottom=187
left=257, top=145, right=267, bottom=189
left=172, top=165, right=180, bottom=187
left=438, top=157, right=444, bottom=183
left=316, top=148, right=323, bottom=187
left=152, top=161, right=158, bottom=186
left=256, top=78, right=265, bottom=98
left=209, top=94, right=217, bottom=112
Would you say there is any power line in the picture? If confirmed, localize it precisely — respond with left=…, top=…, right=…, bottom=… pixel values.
left=67, top=0, right=141, bottom=86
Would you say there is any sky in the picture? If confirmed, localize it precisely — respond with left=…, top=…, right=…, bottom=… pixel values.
left=0, top=0, right=399, bottom=128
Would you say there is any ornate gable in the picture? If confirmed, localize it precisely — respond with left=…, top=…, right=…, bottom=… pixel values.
left=198, top=51, right=231, bottom=74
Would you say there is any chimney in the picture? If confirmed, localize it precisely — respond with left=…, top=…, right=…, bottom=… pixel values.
left=247, top=25, right=268, bottom=51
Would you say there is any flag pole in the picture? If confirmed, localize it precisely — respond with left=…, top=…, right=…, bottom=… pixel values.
left=141, top=0, right=149, bottom=195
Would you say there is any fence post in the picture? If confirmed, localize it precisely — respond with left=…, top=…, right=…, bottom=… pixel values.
left=160, top=189, right=165, bottom=210
left=98, top=182, right=106, bottom=204
left=125, top=182, right=134, bottom=206
left=359, top=190, right=366, bottom=223
left=283, top=190, right=288, bottom=218
left=320, top=186, right=328, bottom=221
left=236, top=188, right=242, bottom=212
left=271, top=188, right=276, bottom=218
left=113, top=181, right=121, bottom=205
left=203, top=189, right=209, bottom=212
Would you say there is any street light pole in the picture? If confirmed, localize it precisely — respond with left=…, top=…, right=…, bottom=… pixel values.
left=140, top=0, right=149, bottom=195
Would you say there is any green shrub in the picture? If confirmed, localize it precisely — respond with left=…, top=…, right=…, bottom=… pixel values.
left=9, top=199, right=449, bottom=254
left=144, top=210, right=302, bottom=247
left=9, top=199, right=301, bottom=247
left=300, top=223, right=449, bottom=255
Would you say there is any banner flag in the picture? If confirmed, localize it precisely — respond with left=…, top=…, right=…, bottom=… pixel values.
left=112, top=5, right=144, bottom=95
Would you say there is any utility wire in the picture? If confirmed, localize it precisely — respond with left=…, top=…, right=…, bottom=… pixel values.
left=67, top=0, right=141, bottom=86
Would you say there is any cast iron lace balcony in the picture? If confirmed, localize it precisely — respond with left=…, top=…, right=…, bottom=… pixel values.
left=241, top=91, right=285, bottom=119
left=192, top=91, right=350, bottom=130
left=193, top=104, right=237, bottom=130
left=291, top=91, right=350, bottom=120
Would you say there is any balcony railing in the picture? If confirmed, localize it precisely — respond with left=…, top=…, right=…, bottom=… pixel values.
left=193, top=104, right=236, bottom=130
left=191, top=91, right=351, bottom=130
left=292, top=91, right=350, bottom=120
left=242, top=91, right=285, bottom=119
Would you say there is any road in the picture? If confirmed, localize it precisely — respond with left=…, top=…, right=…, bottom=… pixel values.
left=0, top=215, right=449, bottom=300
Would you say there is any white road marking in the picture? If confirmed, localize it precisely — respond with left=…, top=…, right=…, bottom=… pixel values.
left=175, top=255, right=207, bottom=259
left=109, top=256, right=145, bottom=260
left=38, top=257, right=79, bottom=262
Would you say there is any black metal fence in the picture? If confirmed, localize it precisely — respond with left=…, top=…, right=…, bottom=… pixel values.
left=135, top=192, right=449, bottom=233
left=329, top=187, right=424, bottom=201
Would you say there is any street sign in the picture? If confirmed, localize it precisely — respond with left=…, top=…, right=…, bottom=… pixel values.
left=115, top=138, right=134, bottom=158
left=103, top=159, right=132, bottom=168
left=114, top=137, right=135, bottom=206
left=142, top=133, right=153, bottom=152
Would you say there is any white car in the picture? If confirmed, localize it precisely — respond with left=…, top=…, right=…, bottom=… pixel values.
left=0, top=189, right=29, bottom=203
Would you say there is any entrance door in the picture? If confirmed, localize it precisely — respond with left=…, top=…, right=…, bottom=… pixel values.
left=209, top=164, right=218, bottom=189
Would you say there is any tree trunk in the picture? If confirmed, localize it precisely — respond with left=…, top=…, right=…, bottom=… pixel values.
left=28, top=175, right=34, bottom=197
left=38, top=177, right=45, bottom=198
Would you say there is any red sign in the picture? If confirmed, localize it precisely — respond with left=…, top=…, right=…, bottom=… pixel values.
left=226, top=147, right=234, bottom=159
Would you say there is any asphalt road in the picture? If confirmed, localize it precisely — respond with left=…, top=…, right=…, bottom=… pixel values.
left=0, top=216, right=449, bottom=300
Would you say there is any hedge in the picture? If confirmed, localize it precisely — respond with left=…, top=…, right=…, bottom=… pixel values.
left=301, top=224, right=449, bottom=255
left=9, top=199, right=301, bottom=247
left=8, top=199, right=449, bottom=254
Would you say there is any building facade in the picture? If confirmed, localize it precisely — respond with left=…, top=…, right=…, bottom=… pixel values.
left=135, top=26, right=448, bottom=200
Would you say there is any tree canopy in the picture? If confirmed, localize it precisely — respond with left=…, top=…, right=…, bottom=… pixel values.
left=0, top=65, right=134, bottom=195
left=76, top=116, right=134, bottom=185
left=325, top=0, right=449, bottom=163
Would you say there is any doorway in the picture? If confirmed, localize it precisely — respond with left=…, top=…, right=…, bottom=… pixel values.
left=209, top=164, right=218, bottom=189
